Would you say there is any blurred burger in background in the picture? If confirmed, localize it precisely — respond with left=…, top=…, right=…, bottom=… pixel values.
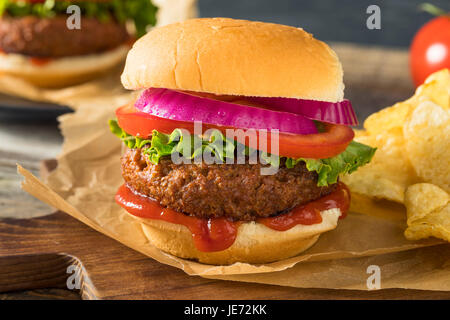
left=0, top=0, right=158, bottom=87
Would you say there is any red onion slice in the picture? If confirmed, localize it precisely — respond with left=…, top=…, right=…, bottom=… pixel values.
left=247, top=97, right=358, bottom=126
left=135, top=88, right=318, bottom=135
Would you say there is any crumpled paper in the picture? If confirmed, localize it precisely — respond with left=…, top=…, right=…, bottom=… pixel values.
left=0, top=65, right=128, bottom=109
left=17, top=96, right=450, bottom=290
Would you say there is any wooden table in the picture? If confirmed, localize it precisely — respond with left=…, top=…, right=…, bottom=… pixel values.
left=0, top=119, right=70, bottom=299
left=1, top=44, right=448, bottom=299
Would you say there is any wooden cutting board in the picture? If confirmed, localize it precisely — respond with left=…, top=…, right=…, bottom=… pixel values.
left=2, top=211, right=450, bottom=300
left=1, top=160, right=449, bottom=300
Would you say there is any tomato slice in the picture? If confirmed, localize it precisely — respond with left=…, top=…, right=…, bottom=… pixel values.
left=116, top=103, right=354, bottom=159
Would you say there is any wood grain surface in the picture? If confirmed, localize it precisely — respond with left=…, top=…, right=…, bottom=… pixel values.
left=1, top=211, right=450, bottom=300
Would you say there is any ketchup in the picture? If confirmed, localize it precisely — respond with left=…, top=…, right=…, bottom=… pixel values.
left=258, top=183, right=350, bottom=231
left=0, top=48, right=51, bottom=66
left=116, top=182, right=350, bottom=252
left=116, top=184, right=238, bottom=252
left=29, top=57, right=52, bottom=66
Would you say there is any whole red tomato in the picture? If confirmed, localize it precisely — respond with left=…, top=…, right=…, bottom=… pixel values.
left=410, top=15, right=450, bottom=87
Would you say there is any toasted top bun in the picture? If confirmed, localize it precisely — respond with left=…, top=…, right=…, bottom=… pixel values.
left=122, top=18, right=344, bottom=102
left=134, top=208, right=341, bottom=265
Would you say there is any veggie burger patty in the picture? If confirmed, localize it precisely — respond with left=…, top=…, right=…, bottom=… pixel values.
left=121, top=147, right=337, bottom=221
left=0, top=15, right=129, bottom=58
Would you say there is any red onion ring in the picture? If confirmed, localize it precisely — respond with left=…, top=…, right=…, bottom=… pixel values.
left=247, top=97, right=358, bottom=126
left=135, top=88, right=318, bottom=135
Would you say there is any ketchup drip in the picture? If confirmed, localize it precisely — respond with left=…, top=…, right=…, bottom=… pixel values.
left=116, top=182, right=350, bottom=252
left=29, top=57, right=52, bottom=66
left=116, top=184, right=238, bottom=252
left=258, top=183, right=350, bottom=231
left=0, top=48, right=52, bottom=66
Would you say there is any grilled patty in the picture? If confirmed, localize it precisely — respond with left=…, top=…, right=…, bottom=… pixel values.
left=0, top=15, right=129, bottom=58
left=121, top=147, right=337, bottom=221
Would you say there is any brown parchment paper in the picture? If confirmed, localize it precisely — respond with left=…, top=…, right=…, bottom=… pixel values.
left=17, top=95, right=450, bottom=290
left=0, top=66, right=128, bottom=109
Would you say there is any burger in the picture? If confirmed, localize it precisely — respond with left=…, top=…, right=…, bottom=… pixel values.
left=0, top=0, right=157, bottom=87
left=110, top=18, right=376, bottom=265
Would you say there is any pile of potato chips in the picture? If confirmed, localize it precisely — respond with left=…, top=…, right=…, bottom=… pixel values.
left=342, top=69, right=450, bottom=242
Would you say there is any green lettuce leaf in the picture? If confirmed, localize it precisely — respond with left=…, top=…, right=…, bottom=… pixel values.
left=284, top=141, right=376, bottom=186
left=109, top=119, right=152, bottom=149
left=0, top=0, right=157, bottom=38
left=109, top=120, right=376, bottom=186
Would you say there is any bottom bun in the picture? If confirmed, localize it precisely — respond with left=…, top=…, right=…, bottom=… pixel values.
left=0, top=44, right=129, bottom=88
left=134, top=208, right=342, bottom=265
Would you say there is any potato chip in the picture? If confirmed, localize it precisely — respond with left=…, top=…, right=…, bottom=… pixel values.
left=364, top=100, right=413, bottom=135
left=364, top=68, right=449, bottom=135
left=345, top=69, right=449, bottom=204
left=404, top=100, right=450, bottom=193
left=404, top=183, right=450, bottom=242
left=404, top=183, right=449, bottom=222
left=343, top=70, right=450, bottom=243
left=416, top=68, right=450, bottom=110
left=342, top=128, right=419, bottom=203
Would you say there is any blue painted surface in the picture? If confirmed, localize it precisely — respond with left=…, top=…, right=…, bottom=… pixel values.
left=199, top=0, right=449, bottom=48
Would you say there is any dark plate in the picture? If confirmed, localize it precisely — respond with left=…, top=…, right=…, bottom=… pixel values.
left=0, top=93, right=72, bottom=121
